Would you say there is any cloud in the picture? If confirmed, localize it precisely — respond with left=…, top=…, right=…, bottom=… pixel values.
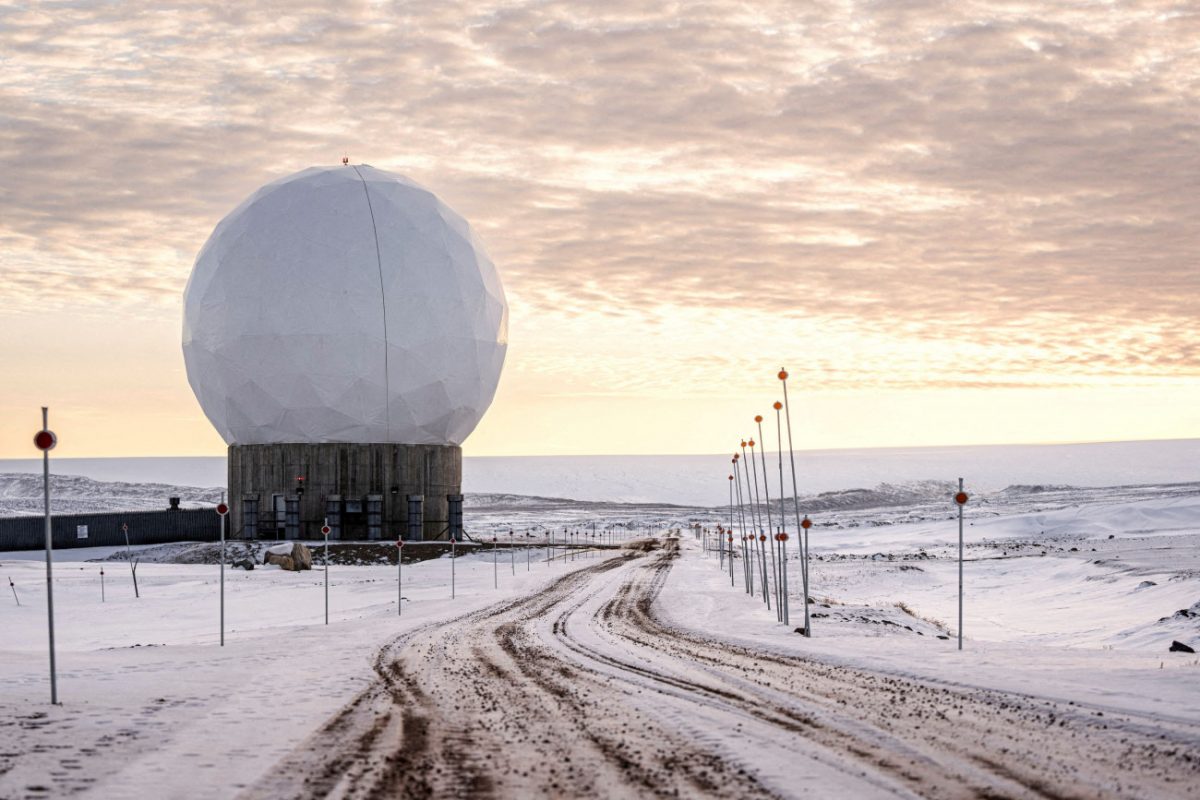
left=1, top=0, right=1197, bottom=392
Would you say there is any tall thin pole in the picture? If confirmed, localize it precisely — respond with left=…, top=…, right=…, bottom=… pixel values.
left=734, top=457, right=751, bottom=593
left=958, top=477, right=964, bottom=651
left=41, top=407, right=58, bottom=705
left=220, top=491, right=226, bottom=646
left=775, top=403, right=789, bottom=626
left=748, top=438, right=770, bottom=608
left=728, top=477, right=735, bottom=585
left=323, top=517, right=329, bottom=626
left=779, top=368, right=810, bottom=637
left=739, top=445, right=759, bottom=598
left=397, top=540, right=404, bottom=617
left=493, top=536, right=498, bottom=589
left=756, top=419, right=779, bottom=617
left=727, top=535, right=735, bottom=585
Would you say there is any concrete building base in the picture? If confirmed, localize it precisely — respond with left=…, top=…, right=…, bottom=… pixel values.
left=227, top=443, right=461, bottom=541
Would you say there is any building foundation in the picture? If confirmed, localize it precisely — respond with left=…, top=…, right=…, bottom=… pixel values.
left=227, top=443, right=461, bottom=541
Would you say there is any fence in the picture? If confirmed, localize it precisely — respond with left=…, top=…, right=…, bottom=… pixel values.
left=0, top=508, right=220, bottom=552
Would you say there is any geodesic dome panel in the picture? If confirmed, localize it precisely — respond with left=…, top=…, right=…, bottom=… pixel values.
left=182, top=165, right=508, bottom=446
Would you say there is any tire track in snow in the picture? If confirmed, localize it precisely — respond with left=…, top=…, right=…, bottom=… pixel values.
left=245, top=539, right=1200, bottom=799
left=242, top=547, right=773, bottom=799
left=576, top=539, right=1200, bottom=799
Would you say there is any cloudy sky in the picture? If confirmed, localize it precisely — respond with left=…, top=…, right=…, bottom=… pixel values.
left=1, top=1, right=1197, bottom=458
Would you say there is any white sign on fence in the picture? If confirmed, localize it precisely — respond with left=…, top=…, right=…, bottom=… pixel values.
left=76, top=525, right=89, bottom=540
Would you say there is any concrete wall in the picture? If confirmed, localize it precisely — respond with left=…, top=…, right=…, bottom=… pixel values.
left=227, top=443, right=461, bottom=541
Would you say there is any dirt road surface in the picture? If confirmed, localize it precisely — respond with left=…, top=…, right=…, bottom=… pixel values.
left=245, top=539, right=1200, bottom=799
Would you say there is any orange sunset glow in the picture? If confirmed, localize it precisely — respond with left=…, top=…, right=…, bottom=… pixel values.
left=1, top=2, right=1197, bottom=457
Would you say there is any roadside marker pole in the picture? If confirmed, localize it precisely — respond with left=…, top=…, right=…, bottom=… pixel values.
left=748, top=436, right=771, bottom=609
left=121, top=523, right=139, bottom=598
left=779, top=368, right=811, bottom=637
left=100, top=568, right=105, bottom=603
left=546, top=531, right=551, bottom=568
left=451, top=537, right=457, bottom=598
left=216, top=498, right=229, bottom=645
left=801, top=516, right=813, bottom=635
left=34, top=408, right=58, bottom=705
left=727, top=476, right=735, bottom=574
left=755, top=420, right=779, bottom=616
left=510, top=529, right=516, bottom=575
left=777, top=531, right=790, bottom=625
left=727, top=535, right=734, bottom=585
left=955, top=481, right=969, bottom=651
left=738, top=446, right=758, bottom=596
left=397, top=539, right=404, bottom=616
left=322, top=519, right=331, bottom=625
left=733, top=459, right=747, bottom=591
left=734, top=455, right=751, bottom=593
left=493, top=536, right=498, bottom=589
left=774, top=403, right=789, bottom=624
left=9, top=576, right=20, bottom=606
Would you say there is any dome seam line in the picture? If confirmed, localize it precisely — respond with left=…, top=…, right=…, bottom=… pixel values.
left=351, top=165, right=392, bottom=440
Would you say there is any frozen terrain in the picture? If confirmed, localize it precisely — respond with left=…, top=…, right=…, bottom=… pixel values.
left=0, top=473, right=223, bottom=516
left=1, top=436, right=1197, bottom=506
left=2, top=475, right=1199, bottom=797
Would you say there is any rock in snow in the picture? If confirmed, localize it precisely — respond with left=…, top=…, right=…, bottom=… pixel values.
left=263, top=542, right=313, bottom=571
left=1169, top=640, right=1195, bottom=653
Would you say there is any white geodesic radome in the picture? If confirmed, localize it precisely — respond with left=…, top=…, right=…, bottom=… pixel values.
left=182, top=164, right=508, bottom=446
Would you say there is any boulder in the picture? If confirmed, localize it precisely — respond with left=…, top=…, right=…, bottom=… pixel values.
left=237, top=559, right=255, bottom=571
left=290, top=542, right=313, bottom=570
left=1169, top=640, right=1195, bottom=654
left=262, top=542, right=312, bottom=571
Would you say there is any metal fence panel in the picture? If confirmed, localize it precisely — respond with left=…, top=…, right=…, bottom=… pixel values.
left=0, top=509, right=220, bottom=552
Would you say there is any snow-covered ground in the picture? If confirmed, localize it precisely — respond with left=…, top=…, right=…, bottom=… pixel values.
left=0, top=543, right=610, bottom=797
left=3, top=465, right=1199, bottom=796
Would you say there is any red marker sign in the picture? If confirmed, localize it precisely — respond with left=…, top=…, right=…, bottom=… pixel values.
left=397, top=539, right=404, bottom=549
left=954, top=491, right=969, bottom=505
left=215, top=503, right=229, bottom=517
left=759, top=534, right=766, bottom=542
left=776, top=532, right=789, bottom=541
left=33, top=430, right=57, bottom=451
left=321, top=525, right=331, bottom=536
left=801, top=518, right=812, bottom=530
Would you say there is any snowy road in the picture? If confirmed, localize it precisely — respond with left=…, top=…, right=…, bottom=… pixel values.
left=244, top=539, right=1200, bottom=799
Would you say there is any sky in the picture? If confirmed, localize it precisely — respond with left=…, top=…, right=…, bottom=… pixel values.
left=1, top=1, right=1198, bottom=458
